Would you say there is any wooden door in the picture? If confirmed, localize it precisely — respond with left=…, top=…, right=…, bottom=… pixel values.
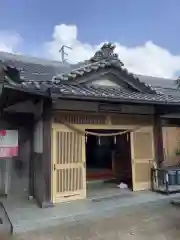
left=162, top=127, right=180, bottom=166
left=130, top=127, right=154, bottom=191
left=52, top=128, right=86, bottom=203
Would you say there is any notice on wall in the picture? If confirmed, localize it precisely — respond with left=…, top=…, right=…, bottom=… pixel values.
left=0, top=130, right=18, bottom=158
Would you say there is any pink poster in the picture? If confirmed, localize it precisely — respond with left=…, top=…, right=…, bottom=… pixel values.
left=0, top=130, right=18, bottom=158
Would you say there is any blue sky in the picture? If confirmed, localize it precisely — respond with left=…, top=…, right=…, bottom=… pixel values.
left=1, top=0, right=180, bottom=52
left=1, top=0, right=180, bottom=78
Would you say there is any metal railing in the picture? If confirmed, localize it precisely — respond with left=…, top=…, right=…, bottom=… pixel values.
left=151, top=167, right=180, bottom=194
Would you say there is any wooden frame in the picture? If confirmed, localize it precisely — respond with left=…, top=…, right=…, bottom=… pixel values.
left=51, top=126, right=86, bottom=203
left=162, top=126, right=180, bottom=167
left=130, top=126, right=155, bottom=191
left=51, top=111, right=156, bottom=203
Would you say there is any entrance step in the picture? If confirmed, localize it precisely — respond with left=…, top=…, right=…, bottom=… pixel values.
left=90, top=190, right=132, bottom=202
left=0, top=202, right=12, bottom=236
left=91, top=192, right=132, bottom=202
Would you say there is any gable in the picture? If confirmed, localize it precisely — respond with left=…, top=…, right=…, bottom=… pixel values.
left=90, top=79, right=119, bottom=87
left=83, top=73, right=139, bottom=92
left=53, top=43, right=156, bottom=94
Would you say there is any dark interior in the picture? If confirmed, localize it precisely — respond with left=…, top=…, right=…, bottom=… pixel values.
left=86, top=129, right=132, bottom=189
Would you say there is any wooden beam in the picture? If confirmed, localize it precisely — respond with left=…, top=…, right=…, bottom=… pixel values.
left=53, top=100, right=155, bottom=115
left=53, top=99, right=98, bottom=112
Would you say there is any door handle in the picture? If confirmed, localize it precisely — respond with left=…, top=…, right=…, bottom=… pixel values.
left=54, top=164, right=56, bottom=171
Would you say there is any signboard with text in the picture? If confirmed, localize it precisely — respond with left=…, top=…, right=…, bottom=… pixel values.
left=0, top=130, right=18, bottom=158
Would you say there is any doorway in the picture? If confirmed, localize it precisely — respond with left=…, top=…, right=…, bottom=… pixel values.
left=86, top=129, right=132, bottom=199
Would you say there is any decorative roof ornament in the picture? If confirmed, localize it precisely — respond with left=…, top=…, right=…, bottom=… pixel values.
left=90, top=42, right=124, bottom=66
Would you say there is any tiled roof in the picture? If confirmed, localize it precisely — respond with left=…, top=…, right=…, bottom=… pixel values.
left=53, top=59, right=155, bottom=93
left=53, top=43, right=155, bottom=94
left=137, top=74, right=180, bottom=98
left=137, top=75, right=176, bottom=89
left=15, top=81, right=180, bottom=104
left=3, top=64, right=180, bottom=105
left=0, top=51, right=76, bottom=82
left=0, top=44, right=156, bottom=94
left=1, top=43, right=180, bottom=105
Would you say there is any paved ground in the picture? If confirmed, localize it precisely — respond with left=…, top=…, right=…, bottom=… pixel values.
left=7, top=201, right=180, bottom=239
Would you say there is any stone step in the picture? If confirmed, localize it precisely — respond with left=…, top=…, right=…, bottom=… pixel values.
left=0, top=203, right=12, bottom=236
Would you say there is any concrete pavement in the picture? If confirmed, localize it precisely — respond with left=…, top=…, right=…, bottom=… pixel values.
left=12, top=200, right=180, bottom=240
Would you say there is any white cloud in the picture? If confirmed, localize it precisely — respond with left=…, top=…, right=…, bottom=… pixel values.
left=0, top=25, right=179, bottom=79
left=44, top=24, right=99, bottom=63
left=45, top=24, right=180, bottom=78
left=0, top=31, right=22, bottom=53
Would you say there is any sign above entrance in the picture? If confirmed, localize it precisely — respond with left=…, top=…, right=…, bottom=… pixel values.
left=99, top=103, right=122, bottom=113
left=0, top=130, right=18, bottom=158
left=98, top=103, right=154, bottom=114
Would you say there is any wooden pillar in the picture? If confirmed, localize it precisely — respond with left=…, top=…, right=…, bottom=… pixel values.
left=31, top=99, right=52, bottom=208
left=41, top=99, right=53, bottom=207
left=28, top=115, right=35, bottom=198
left=153, top=115, right=164, bottom=167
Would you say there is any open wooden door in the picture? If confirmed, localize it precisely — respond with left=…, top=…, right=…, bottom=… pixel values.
left=52, top=128, right=86, bottom=203
left=162, top=127, right=180, bottom=166
left=131, top=127, right=154, bottom=191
